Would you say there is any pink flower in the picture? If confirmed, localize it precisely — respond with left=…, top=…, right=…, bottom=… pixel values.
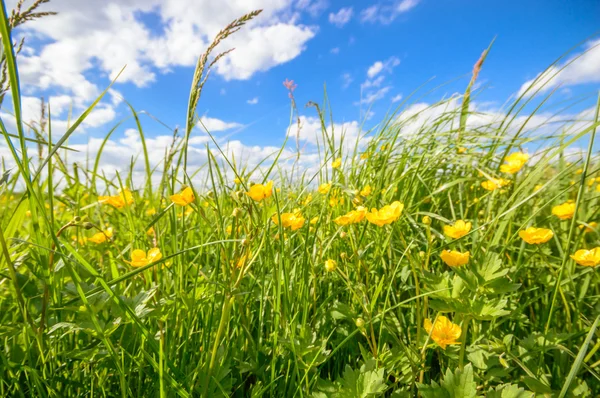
left=283, top=78, right=297, bottom=92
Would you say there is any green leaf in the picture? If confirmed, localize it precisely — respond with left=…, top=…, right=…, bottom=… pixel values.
left=486, top=383, right=534, bottom=398
left=418, top=364, right=478, bottom=398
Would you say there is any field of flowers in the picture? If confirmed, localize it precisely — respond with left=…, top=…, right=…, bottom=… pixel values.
left=1, top=4, right=600, bottom=398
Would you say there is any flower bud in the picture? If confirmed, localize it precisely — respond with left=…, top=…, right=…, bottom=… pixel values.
left=83, top=222, right=94, bottom=230
left=355, top=317, right=365, bottom=328
left=422, top=215, right=431, bottom=225
left=232, top=207, right=243, bottom=217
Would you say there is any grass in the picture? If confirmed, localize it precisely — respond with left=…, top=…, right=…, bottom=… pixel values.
left=2, top=2, right=600, bottom=397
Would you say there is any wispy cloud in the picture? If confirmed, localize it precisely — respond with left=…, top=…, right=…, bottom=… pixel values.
left=247, top=97, right=259, bottom=105
left=360, top=0, right=420, bottom=24
left=329, top=7, right=353, bottom=27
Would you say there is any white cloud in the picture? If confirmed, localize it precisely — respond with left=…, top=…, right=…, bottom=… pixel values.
left=517, top=39, right=600, bottom=97
left=391, top=94, right=403, bottom=103
left=297, top=115, right=361, bottom=146
left=358, top=86, right=392, bottom=104
left=367, top=61, right=384, bottom=79
left=366, top=56, right=400, bottom=78
left=247, top=97, right=259, bottom=105
left=330, top=47, right=340, bottom=54
left=359, top=56, right=399, bottom=104
left=296, top=0, right=329, bottom=17
left=360, top=0, right=420, bottom=24
left=329, top=7, right=353, bottom=27
left=341, top=73, right=353, bottom=89
left=198, top=116, right=243, bottom=132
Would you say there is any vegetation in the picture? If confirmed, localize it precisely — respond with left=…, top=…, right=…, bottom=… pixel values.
left=1, top=2, right=600, bottom=397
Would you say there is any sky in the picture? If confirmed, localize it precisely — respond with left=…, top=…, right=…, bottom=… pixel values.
left=2, top=0, right=600, bottom=183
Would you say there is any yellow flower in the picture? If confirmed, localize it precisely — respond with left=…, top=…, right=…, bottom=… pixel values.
left=481, top=178, right=509, bottom=191
left=331, top=158, right=342, bottom=169
left=126, top=248, right=162, bottom=267
left=380, top=144, right=388, bottom=151
left=318, top=183, right=331, bottom=194
left=518, top=227, right=553, bottom=244
left=443, top=220, right=472, bottom=239
left=457, top=147, right=467, bottom=154
left=170, top=187, right=195, bottom=206
left=500, top=152, right=529, bottom=174
left=424, top=316, right=462, bottom=350
left=366, top=201, right=403, bottom=227
left=360, top=152, right=370, bottom=160
left=576, top=168, right=583, bottom=175
left=440, top=250, right=470, bottom=267
left=570, top=247, right=600, bottom=267
left=310, top=216, right=319, bottom=225
left=246, top=181, right=273, bottom=202
left=87, top=228, right=113, bottom=244
left=234, top=176, right=243, bottom=184
left=552, top=201, right=576, bottom=220
left=359, top=185, right=372, bottom=197
left=534, top=184, right=543, bottom=192
left=146, top=207, right=157, bottom=216
left=329, top=196, right=344, bottom=207
left=272, top=211, right=306, bottom=231
left=579, top=222, right=598, bottom=233
left=99, top=189, right=134, bottom=208
left=334, top=206, right=367, bottom=226
left=147, top=227, right=155, bottom=237
left=236, top=250, right=251, bottom=269
left=324, top=259, right=337, bottom=272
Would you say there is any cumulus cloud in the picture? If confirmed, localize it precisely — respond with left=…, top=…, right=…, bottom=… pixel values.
left=366, top=57, right=400, bottom=78
left=517, top=38, right=600, bottom=97
left=198, top=116, right=243, bottom=132
left=360, top=0, right=420, bottom=24
left=329, top=7, right=353, bottom=27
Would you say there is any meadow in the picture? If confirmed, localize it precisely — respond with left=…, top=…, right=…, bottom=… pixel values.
left=1, top=3, right=600, bottom=397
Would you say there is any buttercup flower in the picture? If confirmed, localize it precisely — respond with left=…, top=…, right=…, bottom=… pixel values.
left=236, top=250, right=252, bottom=268
left=331, top=158, right=342, bottom=169
left=359, top=185, right=372, bottom=197
left=87, top=228, right=113, bottom=244
left=246, top=181, right=273, bottom=202
left=440, top=250, right=470, bottom=267
left=570, top=247, right=600, bottom=267
left=329, top=196, right=344, bottom=207
left=234, top=176, right=243, bottom=184
left=443, top=220, right=472, bottom=239
left=334, top=207, right=367, bottom=226
left=126, top=248, right=162, bottom=267
left=579, top=222, right=598, bottom=233
left=500, top=152, right=529, bottom=174
left=147, top=227, right=155, bottom=237
left=366, top=201, right=403, bottom=227
left=318, top=183, right=331, bottom=194
left=99, top=189, right=134, bottom=208
left=481, top=178, right=509, bottom=191
left=310, top=216, right=319, bottom=225
left=519, top=227, right=553, bottom=244
left=170, top=187, right=195, bottom=206
left=424, top=316, right=462, bottom=350
left=552, top=201, right=576, bottom=220
left=324, top=259, right=337, bottom=272
left=272, top=211, right=306, bottom=231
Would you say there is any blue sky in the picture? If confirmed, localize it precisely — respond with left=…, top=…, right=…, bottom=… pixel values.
left=2, top=0, right=600, bottom=175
